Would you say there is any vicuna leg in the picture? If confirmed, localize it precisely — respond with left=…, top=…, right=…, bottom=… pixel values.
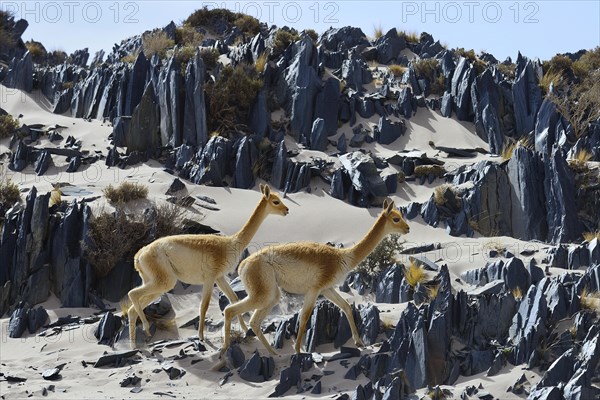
left=128, top=282, right=170, bottom=339
left=248, top=287, right=281, bottom=355
left=216, top=276, right=249, bottom=333
left=322, top=288, right=365, bottom=348
left=294, top=291, right=320, bottom=354
left=198, top=280, right=215, bottom=341
left=128, top=307, right=139, bottom=346
left=221, top=295, right=264, bottom=356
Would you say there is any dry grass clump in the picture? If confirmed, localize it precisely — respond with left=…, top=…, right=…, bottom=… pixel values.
left=0, top=10, right=16, bottom=49
left=272, top=29, right=299, bottom=56
left=304, top=29, right=318, bottom=42
left=497, top=63, right=516, bottom=80
left=0, top=113, right=19, bottom=139
left=0, top=175, right=21, bottom=209
left=47, top=49, right=67, bottom=65
left=580, top=287, right=600, bottom=310
left=404, top=260, right=427, bottom=287
left=427, top=284, right=440, bottom=301
left=205, top=64, right=262, bottom=136
left=86, top=208, right=148, bottom=277
left=413, top=58, right=445, bottom=95
left=153, top=202, right=187, bottom=238
left=512, top=287, right=523, bottom=301
left=414, top=164, right=446, bottom=179
left=501, top=140, right=517, bottom=160
left=254, top=51, right=269, bottom=74
left=433, top=184, right=458, bottom=207
left=356, top=233, right=402, bottom=276
left=398, top=30, right=419, bottom=43
left=200, top=48, right=220, bottom=69
left=175, top=25, right=204, bottom=47
left=184, top=7, right=260, bottom=36
left=102, top=181, right=149, bottom=205
left=568, top=149, right=592, bottom=173
left=388, top=64, right=406, bottom=78
left=61, top=81, right=74, bottom=90
left=25, top=40, right=47, bottom=63
left=583, top=230, right=600, bottom=242
left=373, top=24, right=384, bottom=40
left=142, top=31, right=175, bottom=59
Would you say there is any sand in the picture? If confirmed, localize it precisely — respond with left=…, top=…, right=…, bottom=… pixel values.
left=0, top=84, right=547, bottom=399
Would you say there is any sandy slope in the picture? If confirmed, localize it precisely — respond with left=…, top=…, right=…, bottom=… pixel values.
left=0, top=85, right=548, bottom=399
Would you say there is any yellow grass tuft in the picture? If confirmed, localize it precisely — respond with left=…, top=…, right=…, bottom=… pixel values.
left=255, top=51, right=269, bottom=73
left=102, top=181, right=149, bottom=205
left=398, top=30, right=419, bottom=43
left=512, top=287, right=523, bottom=301
left=580, top=287, right=600, bottom=310
left=427, top=284, right=440, bottom=301
left=373, top=24, right=384, bottom=40
left=501, top=140, right=517, bottom=160
left=433, top=183, right=457, bottom=207
left=388, top=64, right=406, bottom=78
left=583, top=230, right=600, bottom=242
left=404, top=261, right=426, bottom=288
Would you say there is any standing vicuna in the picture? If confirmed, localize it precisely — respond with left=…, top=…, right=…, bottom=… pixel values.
left=127, top=184, right=289, bottom=346
left=221, top=199, right=409, bottom=355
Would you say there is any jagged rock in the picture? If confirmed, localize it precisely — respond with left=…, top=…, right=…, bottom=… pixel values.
left=337, top=133, right=347, bottom=154
left=3, top=51, right=33, bottom=92
left=376, top=116, right=405, bottom=145
left=397, top=87, right=414, bottom=119
left=309, top=118, right=328, bottom=151
left=238, top=351, right=275, bottom=383
left=270, top=360, right=301, bottom=397
left=69, top=48, right=89, bottom=67
left=330, top=168, right=351, bottom=200
left=27, top=307, right=48, bottom=334
left=375, top=264, right=403, bottom=303
left=503, top=257, right=530, bottom=291
left=166, top=178, right=185, bottom=195
left=182, top=50, right=208, bottom=147
left=225, top=344, right=245, bottom=369
left=232, top=136, right=257, bottom=189
left=126, top=82, right=160, bottom=152
left=544, top=148, right=580, bottom=243
left=450, top=57, right=475, bottom=120
left=320, top=26, right=369, bottom=51
left=271, top=140, right=289, bottom=190
left=144, top=295, right=172, bottom=319
left=534, top=97, right=572, bottom=157
left=472, top=69, right=503, bottom=154
left=95, top=312, right=122, bottom=346
left=66, top=156, right=81, bottom=173
left=189, top=136, right=230, bottom=186
left=339, top=151, right=388, bottom=203
left=341, top=53, right=372, bottom=93
left=157, top=56, right=183, bottom=147
left=527, top=386, right=563, bottom=400
left=315, top=78, right=340, bottom=136
left=440, top=92, right=452, bottom=117
left=509, top=286, right=548, bottom=364
left=34, top=150, right=52, bottom=176
left=513, top=53, right=542, bottom=136
left=375, top=28, right=406, bottom=64
left=94, top=350, right=139, bottom=368
left=8, top=303, right=28, bottom=338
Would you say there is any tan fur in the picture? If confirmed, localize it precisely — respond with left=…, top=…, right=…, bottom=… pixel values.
left=221, top=199, right=409, bottom=355
left=127, top=184, right=289, bottom=347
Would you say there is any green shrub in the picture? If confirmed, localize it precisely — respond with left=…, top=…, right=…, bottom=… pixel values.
left=205, top=64, right=262, bottom=135
left=47, top=49, right=67, bottom=65
left=103, top=181, right=149, bottom=205
left=143, top=31, right=174, bottom=59
left=414, top=164, right=446, bottom=178
left=497, top=63, right=516, bottom=79
left=0, top=11, right=16, bottom=49
left=272, top=29, right=299, bottom=56
left=572, top=47, right=600, bottom=80
left=234, top=14, right=260, bottom=36
left=175, top=46, right=198, bottom=74
left=356, top=233, right=402, bottom=276
left=200, top=48, right=220, bottom=69
left=185, top=7, right=260, bottom=36
left=0, top=175, right=21, bottom=208
left=456, top=47, right=477, bottom=62
left=175, top=25, right=204, bottom=47
left=0, top=113, right=19, bottom=138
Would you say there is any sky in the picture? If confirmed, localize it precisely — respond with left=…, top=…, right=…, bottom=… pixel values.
left=2, top=0, right=599, bottom=62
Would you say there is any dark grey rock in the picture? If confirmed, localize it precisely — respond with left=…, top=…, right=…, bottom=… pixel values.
left=315, top=78, right=340, bottom=136
left=238, top=351, right=275, bottom=383
left=27, top=306, right=48, bottom=334
left=270, top=361, right=301, bottom=397
left=232, top=136, right=256, bottom=189
left=440, top=92, right=452, bottom=117
left=512, top=53, right=542, bottom=137
left=126, top=81, right=160, bottom=152
left=8, top=303, right=28, bottom=338
left=225, top=344, right=245, bottom=369
left=93, top=350, right=139, bottom=368
left=376, top=116, right=405, bottom=145
left=397, top=87, right=414, bottom=119
left=309, top=118, right=328, bottom=151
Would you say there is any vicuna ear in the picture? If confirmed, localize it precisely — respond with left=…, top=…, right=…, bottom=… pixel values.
left=262, top=184, right=271, bottom=199
left=385, top=199, right=395, bottom=215
left=383, top=198, right=391, bottom=210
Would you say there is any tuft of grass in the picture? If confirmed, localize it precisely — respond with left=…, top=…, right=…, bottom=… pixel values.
left=229, top=329, right=253, bottom=345
left=25, top=40, right=47, bottom=63
left=102, top=182, right=149, bottom=205
left=175, top=25, right=204, bottom=47
left=0, top=175, right=21, bottom=209
left=413, top=58, right=445, bottom=95
left=404, top=261, right=426, bottom=288
left=234, top=14, right=261, bottom=37
left=512, top=287, right=523, bottom=301
left=120, top=50, right=140, bottom=64
left=356, top=233, right=403, bottom=276
left=583, top=230, right=600, bottom=242
left=86, top=208, right=148, bottom=277
left=255, top=51, right=269, bottom=74
left=185, top=7, right=259, bottom=36
left=501, top=140, right=517, bottom=160
left=388, top=64, right=406, bottom=78
left=572, top=47, right=600, bottom=80
left=49, top=188, right=62, bottom=207
left=540, top=70, right=565, bottom=95
left=200, top=48, right=220, bottom=69
left=154, top=317, right=177, bottom=330
left=61, top=81, right=74, bottom=90
left=205, top=64, right=262, bottom=136
left=433, top=184, right=457, bottom=207
left=414, top=165, right=446, bottom=179
left=497, top=63, right=516, bottom=80
left=398, top=30, right=419, bottom=43
left=568, top=149, right=592, bottom=173
left=580, top=287, right=600, bottom=310
left=175, top=46, right=197, bottom=74
left=272, top=29, right=299, bottom=56
left=455, top=48, right=477, bottom=62
left=154, top=202, right=187, bottom=238
left=427, top=284, right=440, bottom=301
left=142, top=31, right=175, bottom=59
left=304, top=29, right=318, bottom=42
left=0, top=113, right=19, bottom=139
left=0, top=10, right=17, bottom=49
left=47, top=49, right=67, bottom=65
left=373, top=24, right=383, bottom=40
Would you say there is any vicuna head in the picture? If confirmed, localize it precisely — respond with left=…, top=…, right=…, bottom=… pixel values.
left=381, top=198, right=410, bottom=234
left=260, top=184, right=289, bottom=216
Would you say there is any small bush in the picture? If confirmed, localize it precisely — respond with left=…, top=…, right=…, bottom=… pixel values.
left=185, top=7, right=260, bottom=36
left=103, top=181, right=149, bottom=205
left=572, top=47, right=600, bottom=80
left=47, top=49, right=67, bottom=65
left=568, top=149, right=592, bottom=173
left=0, top=113, right=19, bottom=139
left=205, top=64, right=262, bottom=135
left=404, top=261, right=426, bottom=287
left=234, top=14, right=260, bottom=36
left=175, top=25, right=204, bottom=47
left=0, top=11, right=16, bottom=49
left=497, top=63, right=516, bottom=79
left=304, top=29, right=318, bottom=42
left=175, top=46, right=197, bottom=74
left=414, top=164, right=446, bottom=178
left=121, top=51, right=139, bottom=64
left=356, top=233, right=402, bottom=276
left=413, top=58, right=445, bottom=95
left=388, top=64, right=406, bottom=78
left=25, top=40, right=47, bottom=63
left=456, top=48, right=477, bottom=62
left=272, top=29, right=299, bottom=56
left=61, top=81, right=74, bottom=90
left=154, top=202, right=186, bottom=238
left=0, top=176, right=21, bottom=209
left=143, top=31, right=175, bottom=59
left=540, top=70, right=565, bottom=94
left=580, top=287, right=600, bottom=310
left=200, top=48, right=220, bottom=69
left=433, top=183, right=458, bottom=207
left=86, top=209, right=148, bottom=277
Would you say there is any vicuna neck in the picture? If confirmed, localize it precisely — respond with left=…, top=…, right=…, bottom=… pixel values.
left=233, top=198, right=268, bottom=249
left=345, top=214, right=388, bottom=268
